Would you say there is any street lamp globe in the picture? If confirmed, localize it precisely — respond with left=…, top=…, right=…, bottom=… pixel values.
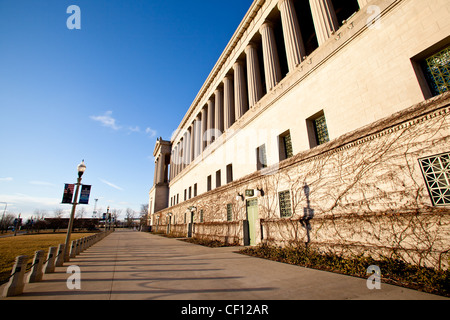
left=77, top=160, right=86, bottom=177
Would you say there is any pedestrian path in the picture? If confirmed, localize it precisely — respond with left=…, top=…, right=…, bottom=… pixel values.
left=1, top=229, right=446, bottom=300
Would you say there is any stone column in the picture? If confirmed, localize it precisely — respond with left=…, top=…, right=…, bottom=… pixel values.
left=223, top=75, right=235, bottom=130
left=233, top=60, right=249, bottom=119
left=176, top=144, right=181, bottom=176
left=190, top=123, right=195, bottom=163
left=309, top=0, right=339, bottom=46
left=260, top=21, right=282, bottom=91
left=278, top=0, right=306, bottom=72
left=201, top=107, right=207, bottom=152
left=185, top=131, right=190, bottom=168
left=158, top=154, right=165, bottom=183
left=245, top=42, right=263, bottom=107
left=169, top=149, right=174, bottom=181
left=182, top=135, right=187, bottom=170
left=195, top=114, right=202, bottom=157
left=215, top=87, right=224, bottom=137
left=207, top=99, right=215, bottom=145
left=172, top=145, right=177, bottom=178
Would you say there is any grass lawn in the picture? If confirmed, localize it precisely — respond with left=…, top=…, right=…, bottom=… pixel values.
left=0, top=232, right=95, bottom=285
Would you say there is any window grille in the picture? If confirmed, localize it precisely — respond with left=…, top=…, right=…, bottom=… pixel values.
left=226, top=204, right=233, bottom=222
left=314, top=115, right=330, bottom=145
left=422, top=46, right=450, bottom=96
left=283, top=133, right=294, bottom=159
left=279, top=190, right=292, bottom=218
left=419, top=152, right=450, bottom=206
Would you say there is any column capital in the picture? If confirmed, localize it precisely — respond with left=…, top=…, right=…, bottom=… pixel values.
left=277, top=0, right=289, bottom=9
left=245, top=41, right=258, bottom=51
left=259, top=21, right=274, bottom=34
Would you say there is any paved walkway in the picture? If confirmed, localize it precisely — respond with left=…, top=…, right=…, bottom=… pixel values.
left=1, top=229, right=446, bottom=300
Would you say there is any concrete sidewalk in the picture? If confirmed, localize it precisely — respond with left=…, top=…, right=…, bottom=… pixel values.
left=1, top=229, right=447, bottom=300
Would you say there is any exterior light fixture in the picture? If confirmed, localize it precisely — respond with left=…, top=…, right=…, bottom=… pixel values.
left=64, top=160, right=86, bottom=261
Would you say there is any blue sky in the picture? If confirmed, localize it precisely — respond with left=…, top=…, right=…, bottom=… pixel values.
left=0, top=0, right=253, bottom=220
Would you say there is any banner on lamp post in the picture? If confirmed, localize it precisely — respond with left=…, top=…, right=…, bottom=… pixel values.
left=79, top=185, right=91, bottom=205
left=62, top=184, right=75, bottom=204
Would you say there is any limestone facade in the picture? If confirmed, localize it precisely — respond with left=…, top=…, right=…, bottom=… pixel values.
left=149, top=0, right=450, bottom=268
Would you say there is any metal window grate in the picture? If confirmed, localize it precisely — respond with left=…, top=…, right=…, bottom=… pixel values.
left=423, top=46, right=450, bottom=96
left=314, top=115, right=330, bottom=145
left=283, top=133, right=294, bottom=159
left=279, top=190, right=292, bottom=218
left=226, top=204, right=233, bottom=221
left=419, top=152, right=450, bottom=206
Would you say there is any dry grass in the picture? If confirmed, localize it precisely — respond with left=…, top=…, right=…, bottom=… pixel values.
left=0, top=232, right=95, bottom=285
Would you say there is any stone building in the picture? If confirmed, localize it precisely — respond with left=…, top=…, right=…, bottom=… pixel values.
left=149, top=0, right=450, bottom=269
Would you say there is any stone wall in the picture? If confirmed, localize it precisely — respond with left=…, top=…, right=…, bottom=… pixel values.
left=152, top=93, right=450, bottom=269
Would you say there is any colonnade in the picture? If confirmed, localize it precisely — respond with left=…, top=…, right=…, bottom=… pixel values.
left=169, top=0, right=369, bottom=181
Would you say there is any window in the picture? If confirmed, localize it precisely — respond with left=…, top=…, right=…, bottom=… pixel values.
left=207, top=175, right=212, bottom=191
left=199, top=209, right=204, bottom=223
left=279, top=190, right=292, bottom=218
left=216, top=170, right=222, bottom=188
left=421, top=45, right=450, bottom=97
left=307, top=111, right=330, bottom=148
left=194, top=183, right=197, bottom=197
left=226, top=203, right=233, bottom=222
left=184, top=189, right=187, bottom=201
left=419, top=152, right=450, bottom=206
left=256, top=144, right=267, bottom=170
left=188, top=187, right=192, bottom=199
left=226, top=164, right=233, bottom=184
left=279, top=130, right=294, bottom=161
left=177, top=194, right=179, bottom=204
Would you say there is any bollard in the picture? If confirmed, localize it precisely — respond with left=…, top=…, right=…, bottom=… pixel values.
left=44, top=247, right=57, bottom=274
left=70, top=240, right=77, bottom=258
left=2, top=255, right=28, bottom=297
left=76, top=239, right=81, bottom=255
left=55, top=244, right=65, bottom=267
left=27, top=250, right=44, bottom=283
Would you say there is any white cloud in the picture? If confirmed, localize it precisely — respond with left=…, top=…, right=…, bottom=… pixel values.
left=0, top=177, right=13, bottom=182
left=128, top=126, right=140, bottom=133
left=90, top=111, right=121, bottom=130
left=0, top=193, right=61, bottom=208
left=145, top=127, right=157, bottom=138
left=100, top=179, right=124, bottom=191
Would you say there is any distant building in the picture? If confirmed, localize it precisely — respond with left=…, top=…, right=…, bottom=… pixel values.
left=44, top=218, right=100, bottom=231
left=149, top=0, right=450, bottom=269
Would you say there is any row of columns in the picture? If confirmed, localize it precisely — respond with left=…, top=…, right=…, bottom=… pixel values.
left=169, top=0, right=369, bottom=180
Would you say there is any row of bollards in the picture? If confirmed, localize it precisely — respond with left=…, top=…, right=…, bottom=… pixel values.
left=2, top=230, right=114, bottom=298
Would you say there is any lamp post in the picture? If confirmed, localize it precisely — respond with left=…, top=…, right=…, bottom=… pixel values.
left=63, top=160, right=86, bottom=262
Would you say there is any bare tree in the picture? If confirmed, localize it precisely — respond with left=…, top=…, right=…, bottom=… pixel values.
left=125, top=208, right=136, bottom=228
left=140, top=204, right=149, bottom=229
